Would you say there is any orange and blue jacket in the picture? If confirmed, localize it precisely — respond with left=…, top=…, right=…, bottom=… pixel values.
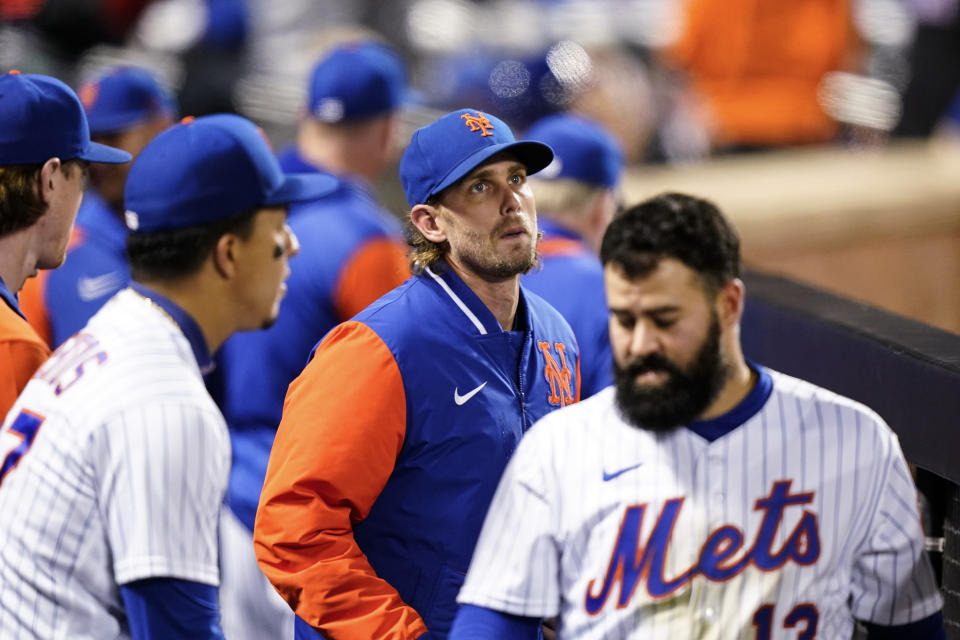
left=254, top=264, right=580, bottom=639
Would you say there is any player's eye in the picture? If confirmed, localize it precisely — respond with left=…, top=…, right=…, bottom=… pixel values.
left=612, top=312, right=635, bottom=329
left=469, top=181, right=487, bottom=194
left=509, top=172, right=526, bottom=185
left=652, top=316, right=677, bottom=329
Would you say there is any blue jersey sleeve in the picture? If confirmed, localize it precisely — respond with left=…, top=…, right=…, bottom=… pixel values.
left=448, top=604, right=541, bottom=640
left=120, top=578, right=225, bottom=640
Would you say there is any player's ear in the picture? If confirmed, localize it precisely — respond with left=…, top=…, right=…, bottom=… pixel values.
left=212, top=232, right=240, bottom=279
left=716, top=278, right=745, bottom=329
left=410, top=203, right=446, bottom=243
left=38, top=157, right=63, bottom=204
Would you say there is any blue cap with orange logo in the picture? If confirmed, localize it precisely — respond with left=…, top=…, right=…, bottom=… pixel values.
left=525, top=113, right=623, bottom=189
left=308, top=41, right=408, bottom=123
left=79, top=66, right=177, bottom=136
left=124, top=114, right=338, bottom=233
left=0, top=71, right=132, bottom=165
left=399, top=108, right=554, bottom=207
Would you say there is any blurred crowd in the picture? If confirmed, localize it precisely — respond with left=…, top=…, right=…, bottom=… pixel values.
left=3, top=0, right=959, bottom=176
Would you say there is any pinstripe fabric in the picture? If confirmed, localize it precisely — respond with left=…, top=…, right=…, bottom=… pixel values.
left=0, top=288, right=230, bottom=639
left=457, top=368, right=941, bottom=639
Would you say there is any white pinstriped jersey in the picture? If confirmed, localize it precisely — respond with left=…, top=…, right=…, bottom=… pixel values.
left=0, top=288, right=230, bottom=639
left=457, top=368, right=942, bottom=639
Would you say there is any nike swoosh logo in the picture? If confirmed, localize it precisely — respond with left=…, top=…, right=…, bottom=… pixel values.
left=603, top=463, right=643, bottom=482
left=77, top=272, right=124, bottom=302
left=454, top=382, right=488, bottom=405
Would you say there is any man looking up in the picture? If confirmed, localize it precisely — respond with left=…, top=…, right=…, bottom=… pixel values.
left=255, top=108, right=581, bottom=639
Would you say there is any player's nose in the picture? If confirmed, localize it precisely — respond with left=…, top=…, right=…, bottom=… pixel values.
left=628, top=322, right=661, bottom=358
left=285, top=224, right=300, bottom=258
left=499, top=182, right=522, bottom=216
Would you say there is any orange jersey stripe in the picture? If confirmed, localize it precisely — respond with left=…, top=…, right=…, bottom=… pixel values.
left=333, top=239, right=410, bottom=321
left=254, top=321, right=427, bottom=639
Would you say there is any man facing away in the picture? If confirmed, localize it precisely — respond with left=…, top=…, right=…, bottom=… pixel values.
left=0, top=70, right=131, bottom=418
left=521, top=113, right=624, bottom=398
left=20, top=65, right=177, bottom=348
left=452, top=193, right=945, bottom=639
left=0, top=114, right=336, bottom=639
left=254, top=108, right=582, bottom=639
left=216, top=40, right=412, bottom=640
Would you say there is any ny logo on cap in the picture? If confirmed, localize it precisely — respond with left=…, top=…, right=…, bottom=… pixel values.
left=461, top=111, right=494, bottom=137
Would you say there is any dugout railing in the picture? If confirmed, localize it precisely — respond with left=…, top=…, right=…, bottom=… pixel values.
left=741, top=269, right=960, bottom=638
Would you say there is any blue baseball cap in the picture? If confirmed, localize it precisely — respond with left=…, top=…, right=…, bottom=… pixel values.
left=308, top=41, right=407, bottom=123
left=124, top=114, right=338, bottom=233
left=399, top=108, right=554, bottom=207
left=0, top=71, right=132, bottom=165
left=525, top=113, right=624, bottom=188
left=79, top=66, right=177, bottom=135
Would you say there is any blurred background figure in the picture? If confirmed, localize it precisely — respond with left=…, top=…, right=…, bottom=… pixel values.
left=522, top=113, right=624, bottom=399
left=215, top=37, right=411, bottom=640
left=661, top=0, right=862, bottom=152
left=20, top=65, right=177, bottom=348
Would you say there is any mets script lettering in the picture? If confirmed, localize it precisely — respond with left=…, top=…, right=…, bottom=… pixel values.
left=537, top=341, right=574, bottom=407
left=585, top=480, right=820, bottom=614
left=461, top=112, right=494, bottom=136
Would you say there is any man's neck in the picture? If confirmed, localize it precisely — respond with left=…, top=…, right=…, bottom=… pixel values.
left=0, top=231, right=37, bottom=293
left=445, top=260, right=521, bottom=331
left=700, top=353, right=755, bottom=421
left=136, top=277, right=231, bottom=353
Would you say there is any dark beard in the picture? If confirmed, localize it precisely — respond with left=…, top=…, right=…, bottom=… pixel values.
left=613, top=314, right=727, bottom=433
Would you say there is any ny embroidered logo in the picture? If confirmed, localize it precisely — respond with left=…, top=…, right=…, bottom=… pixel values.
left=584, top=480, right=820, bottom=614
left=538, top=341, right=574, bottom=407
left=461, top=111, right=494, bottom=136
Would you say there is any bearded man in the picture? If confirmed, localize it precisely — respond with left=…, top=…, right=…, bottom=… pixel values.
left=450, top=192, right=945, bottom=640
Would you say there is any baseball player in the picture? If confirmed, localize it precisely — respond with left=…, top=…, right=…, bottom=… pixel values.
left=0, top=70, right=131, bottom=418
left=19, top=65, right=177, bottom=348
left=0, top=114, right=336, bottom=639
left=254, top=108, right=581, bottom=639
left=452, top=193, right=945, bottom=639
left=216, top=40, right=411, bottom=640
left=521, top=113, right=624, bottom=398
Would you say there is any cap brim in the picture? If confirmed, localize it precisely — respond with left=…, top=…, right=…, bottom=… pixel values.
left=432, top=140, right=554, bottom=199
left=264, top=172, right=340, bottom=206
left=79, top=141, right=133, bottom=164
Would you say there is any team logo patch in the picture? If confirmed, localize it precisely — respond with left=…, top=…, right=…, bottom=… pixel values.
left=461, top=111, right=494, bottom=137
left=538, top=341, right=574, bottom=407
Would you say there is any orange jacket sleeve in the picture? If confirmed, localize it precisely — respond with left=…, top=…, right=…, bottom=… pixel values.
left=333, top=239, right=409, bottom=321
left=254, top=321, right=427, bottom=640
